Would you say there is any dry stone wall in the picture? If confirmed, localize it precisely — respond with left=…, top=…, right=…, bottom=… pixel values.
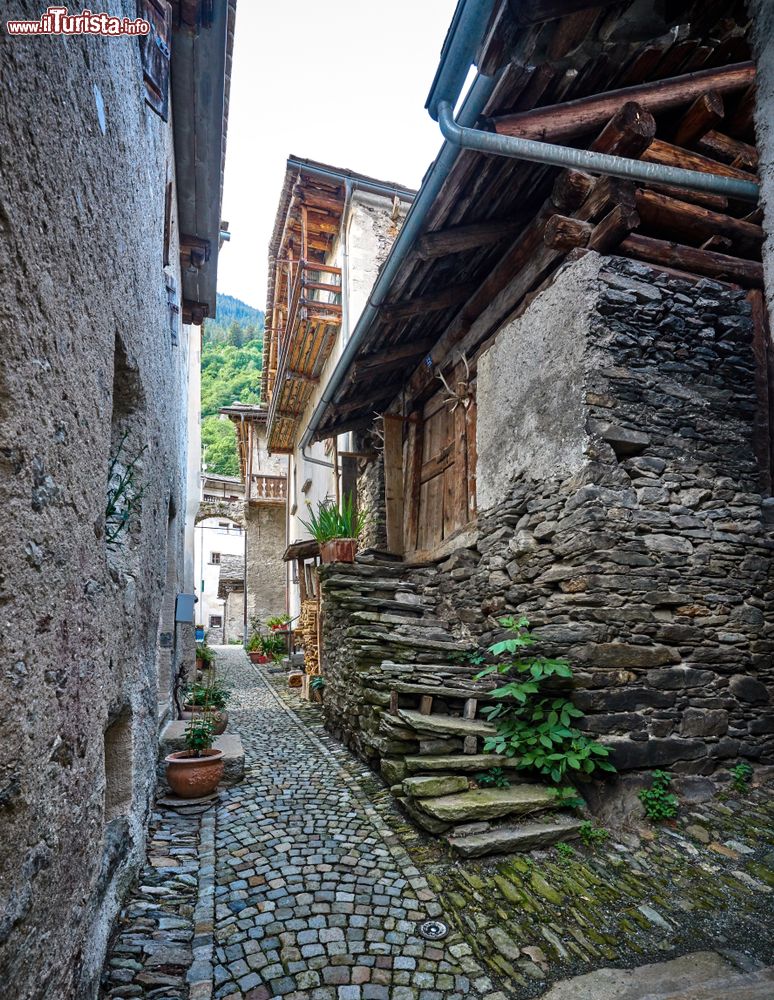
left=320, top=256, right=774, bottom=828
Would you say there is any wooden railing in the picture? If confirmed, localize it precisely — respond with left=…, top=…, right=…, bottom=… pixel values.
left=250, top=474, right=287, bottom=503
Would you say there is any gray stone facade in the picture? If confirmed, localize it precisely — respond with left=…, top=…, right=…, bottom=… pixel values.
left=0, top=11, right=200, bottom=998
left=320, top=255, right=774, bottom=799
left=246, top=504, right=287, bottom=629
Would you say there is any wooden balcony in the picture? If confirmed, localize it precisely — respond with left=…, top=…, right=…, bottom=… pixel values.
left=250, top=473, right=287, bottom=505
left=267, top=261, right=342, bottom=452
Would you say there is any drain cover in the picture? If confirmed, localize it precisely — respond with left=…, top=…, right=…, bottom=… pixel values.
left=418, top=918, right=449, bottom=940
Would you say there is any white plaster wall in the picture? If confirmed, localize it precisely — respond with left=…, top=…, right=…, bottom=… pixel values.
left=194, top=517, right=245, bottom=630
left=476, top=253, right=602, bottom=511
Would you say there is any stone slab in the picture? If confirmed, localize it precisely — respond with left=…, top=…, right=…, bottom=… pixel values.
left=405, top=753, right=522, bottom=774
left=447, top=816, right=582, bottom=857
left=540, top=951, right=766, bottom=1000
left=396, top=708, right=496, bottom=739
left=417, top=783, right=557, bottom=823
left=402, top=774, right=469, bottom=799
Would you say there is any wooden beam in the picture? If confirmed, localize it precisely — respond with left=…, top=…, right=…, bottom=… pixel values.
left=725, top=83, right=757, bottom=138
left=351, top=338, right=435, bottom=379
left=380, top=282, right=477, bottom=322
left=619, top=234, right=763, bottom=287
left=635, top=189, right=764, bottom=257
left=696, top=130, right=758, bottom=170
left=415, top=219, right=524, bottom=261
left=544, top=215, right=592, bottom=251
left=590, top=102, right=656, bottom=158
left=641, top=138, right=754, bottom=183
left=491, top=62, right=755, bottom=142
left=511, top=0, right=620, bottom=25
left=586, top=204, right=640, bottom=253
left=673, top=91, right=725, bottom=147
left=383, top=414, right=404, bottom=557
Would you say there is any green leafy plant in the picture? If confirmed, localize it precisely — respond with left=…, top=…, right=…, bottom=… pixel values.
left=556, top=842, right=575, bottom=862
left=267, top=614, right=291, bottom=630
left=310, top=676, right=326, bottom=691
left=638, top=770, right=678, bottom=821
left=185, top=679, right=229, bottom=710
left=578, top=820, right=609, bottom=847
left=247, top=632, right=285, bottom=657
left=731, top=762, right=753, bottom=793
left=196, top=643, right=215, bottom=666
left=476, top=767, right=510, bottom=789
left=300, top=493, right=368, bottom=542
left=185, top=715, right=215, bottom=757
left=105, top=433, right=147, bottom=549
left=475, top=616, right=616, bottom=785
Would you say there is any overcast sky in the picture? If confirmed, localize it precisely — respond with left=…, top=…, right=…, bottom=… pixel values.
left=217, top=0, right=458, bottom=310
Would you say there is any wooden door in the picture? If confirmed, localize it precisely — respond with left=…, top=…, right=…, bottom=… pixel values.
left=407, top=382, right=476, bottom=556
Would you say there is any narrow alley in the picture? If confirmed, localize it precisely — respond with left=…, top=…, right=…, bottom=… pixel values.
left=102, top=647, right=489, bottom=1000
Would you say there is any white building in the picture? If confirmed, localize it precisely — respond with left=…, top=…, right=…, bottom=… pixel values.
left=194, top=473, right=246, bottom=642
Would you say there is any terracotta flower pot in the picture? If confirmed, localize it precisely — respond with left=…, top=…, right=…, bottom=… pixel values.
left=248, top=651, right=269, bottom=664
left=165, top=748, right=224, bottom=798
left=181, top=705, right=228, bottom=735
left=320, top=538, right=357, bottom=564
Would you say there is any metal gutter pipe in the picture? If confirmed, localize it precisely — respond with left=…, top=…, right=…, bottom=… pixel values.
left=426, top=0, right=498, bottom=120
left=286, top=157, right=416, bottom=203
left=300, top=71, right=500, bottom=450
left=437, top=101, right=760, bottom=202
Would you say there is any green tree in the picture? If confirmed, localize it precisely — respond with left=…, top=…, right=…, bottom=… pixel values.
left=227, top=320, right=244, bottom=348
left=201, top=417, right=240, bottom=477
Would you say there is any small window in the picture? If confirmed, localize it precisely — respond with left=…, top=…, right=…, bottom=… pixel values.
left=209, top=615, right=223, bottom=628
left=138, top=0, right=171, bottom=121
left=210, top=552, right=221, bottom=564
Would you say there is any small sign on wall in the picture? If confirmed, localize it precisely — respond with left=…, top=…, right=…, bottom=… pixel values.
left=175, top=593, right=196, bottom=623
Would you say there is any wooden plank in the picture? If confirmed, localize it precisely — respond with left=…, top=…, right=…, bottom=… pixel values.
left=380, top=282, right=477, bottom=322
left=403, top=416, right=423, bottom=555
left=635, top=189, right=763, bottom=257
left=586, top=203, right=641, bottom=253
left=415, top=219, right=524, bottom=261
left=389, top=690, right=399, bottom=716
left=725, top=83, right=757, bottom=138
left=350, top=338, right=435, bottom=379
left=590, top=101, right=656, bottom=158
left=465, top=395, right=477, bottom=521
left=548, top=7, right=600, bottom=60
left=544, top=214, right=592, bottom=250
left=511, top=0, right=620, bottom=22
left=618, top=234, right=763, bottom=287
left=383, top=414, right=405, bottom=557
left=673, top=91, right=725, bottom=147
left=419, top=695, right=434, bottom=716
left=491, top=62, right=755, bottom=142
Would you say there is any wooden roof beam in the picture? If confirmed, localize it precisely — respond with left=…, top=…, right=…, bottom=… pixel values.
left=490, top=62, right=755, bottom=143
left=416, top=219, right=525, bottom=260
left=350, top=338, right=436, bottom=379
left=380, top=282, right=477, bottom=323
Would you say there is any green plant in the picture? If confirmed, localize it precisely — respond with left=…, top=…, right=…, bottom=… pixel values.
left=731, top=762, right=753, bottom=793
left=555, top=842, right=575, bottom=862
left=105, top=433, right=147, bottom=549
left=475, top=616, right=616, bottom=786
left=185, top=679, right=229, bottom=710
left=310, top=676, right=326, bottom=691
left=578, top=820, right=609, bottom=847
left=196, top=643, right=215, bottom=666
left=300, top=493, right=368, bottom=542
left=185, top=715, right=215, bottom=757
left=247, top=632, right=285, bottom=657
left=476, top=767, right=510, bottom=789
left=267, top=614, right=291, bottom=630
left=638, top=770, right=678, bottom=821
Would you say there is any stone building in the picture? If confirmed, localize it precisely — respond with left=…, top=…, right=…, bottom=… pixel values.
left=298, top=0, right=774, bottom=850
left=0, top=2, right=233, bottom=996
left=259, top=158, right=416, bottom=622
left=222, top=405, right=288, bottom=631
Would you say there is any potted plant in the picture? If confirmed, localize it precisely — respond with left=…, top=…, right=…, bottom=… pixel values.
left=309, top=675, right=325, bottom=704
left=165, top=715, right=224, bottom=798
left=267, top=614, right=291, bottom=632
left=181, top=679, right=229, bottom=735
left=247, top=631, right=285, bottom=663
left=300, top=494, right=367, bottom=564
left=195, top=642, right=214, bottom=674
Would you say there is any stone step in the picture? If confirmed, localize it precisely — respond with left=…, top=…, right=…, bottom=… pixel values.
left=447, top=815, right=582, bottom=857
left=415, top=783, right=558, bottom=823
left=405, top=753, right=522, bottom=774
left=403, top=774, right=469, bottom=799
left=396, top=709, right=496, bottom=739
left=375, top=680, right=496, bottom=701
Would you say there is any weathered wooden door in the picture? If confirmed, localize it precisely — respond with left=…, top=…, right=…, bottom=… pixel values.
left=406, top=380, right=476, bottom=556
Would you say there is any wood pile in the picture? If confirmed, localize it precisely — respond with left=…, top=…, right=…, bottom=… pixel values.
left=298, top=598, right=320, bottom=676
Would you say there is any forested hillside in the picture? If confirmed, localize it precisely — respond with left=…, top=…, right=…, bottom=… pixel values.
left=201, top=294, right=264, bottom=476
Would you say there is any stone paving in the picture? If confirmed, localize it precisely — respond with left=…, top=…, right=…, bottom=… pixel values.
left=211, top=646, right=492, bottom=1000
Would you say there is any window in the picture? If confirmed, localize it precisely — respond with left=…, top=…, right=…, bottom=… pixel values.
left=138, top=0, right=171, bottom=121
left=209, top=615, right=223, bottom=628
left=210, top=552, right=221, bottom=565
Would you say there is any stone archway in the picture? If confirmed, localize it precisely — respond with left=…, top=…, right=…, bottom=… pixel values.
left=195, top=500, right=246, bottom=528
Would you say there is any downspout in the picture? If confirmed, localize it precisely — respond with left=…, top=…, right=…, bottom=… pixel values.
left=301, top=70, right=501, bottom=450
left=436, top=101, right=759, bottom=201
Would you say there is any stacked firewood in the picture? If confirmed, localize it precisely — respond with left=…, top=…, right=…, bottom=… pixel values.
left=299, top=598, right=320, bottom=676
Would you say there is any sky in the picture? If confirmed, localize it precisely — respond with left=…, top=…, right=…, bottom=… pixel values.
left=217, top=0, right=459, bottom=311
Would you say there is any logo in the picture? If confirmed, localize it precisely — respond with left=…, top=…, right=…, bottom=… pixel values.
left=6, top=6, right=151, bottom=36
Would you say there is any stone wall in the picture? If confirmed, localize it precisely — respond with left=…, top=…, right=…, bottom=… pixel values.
left=320, top=254, right=774, bottom=807
left=245, top=504, right=287, bottom=629
left=224, top=589, right=245, bottom=645
left=355, top=430, right=388, bottom=551
left=0, top=11, right=193, bottom=998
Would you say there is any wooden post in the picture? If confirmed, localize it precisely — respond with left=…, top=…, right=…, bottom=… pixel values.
left=383, top=414, right=405, bottom=556
left=419, top=695, right=434, bottom=716
left=389, top=690, right=399, bottom=716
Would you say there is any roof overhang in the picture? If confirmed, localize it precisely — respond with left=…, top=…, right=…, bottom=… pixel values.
left=171, top=0, right=236, bottom=324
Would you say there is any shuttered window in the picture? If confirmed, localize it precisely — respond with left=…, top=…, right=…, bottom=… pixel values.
left=138, top=0, right=171, bottom=121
